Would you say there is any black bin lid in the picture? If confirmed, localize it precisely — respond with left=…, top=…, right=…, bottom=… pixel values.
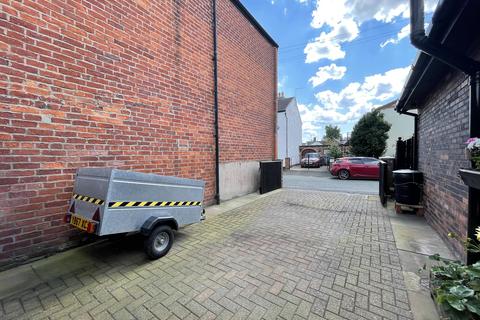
left=393, top=169, right=422, bottom=174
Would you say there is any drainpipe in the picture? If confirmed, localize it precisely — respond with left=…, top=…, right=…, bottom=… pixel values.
left=212, top=0, right=220, bottom=204
left=468, top=71, right=480, bottom=264
left=410, top=0, right=480, bottom=76
left=409, top=0, right=480, bottom=263
left=413, top=115, right=419, bottom=170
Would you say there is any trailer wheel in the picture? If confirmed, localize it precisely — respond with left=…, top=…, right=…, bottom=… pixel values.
left=144, top=225, right=174, bottom=260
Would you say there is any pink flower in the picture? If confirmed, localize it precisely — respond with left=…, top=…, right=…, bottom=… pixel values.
left=466, top=137, right=479, bottom=144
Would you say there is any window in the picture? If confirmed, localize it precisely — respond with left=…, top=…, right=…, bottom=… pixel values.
left=305, top=153, right=319, bottom=158
left=349, top=159, right=364, bottom=164
left=363, top=158, right=379, bottom=164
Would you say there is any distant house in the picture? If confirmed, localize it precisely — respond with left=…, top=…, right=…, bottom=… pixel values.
left=376, top=101, right=415, bottom=157
left=299, top=137, right=350, bottom=158
left=396, top=0, right=480, bottom=261
left=277, top=95, right=303, bottom=166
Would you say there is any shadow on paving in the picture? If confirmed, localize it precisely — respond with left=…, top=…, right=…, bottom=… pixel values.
left=1, top=190, right=413, bottom=320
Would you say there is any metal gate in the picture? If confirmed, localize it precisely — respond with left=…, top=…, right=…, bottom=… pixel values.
left=396, top=136, right=416, bottom=169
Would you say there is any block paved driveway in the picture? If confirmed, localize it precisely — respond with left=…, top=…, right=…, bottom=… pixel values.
left=1, top=190, right=412, bottom=320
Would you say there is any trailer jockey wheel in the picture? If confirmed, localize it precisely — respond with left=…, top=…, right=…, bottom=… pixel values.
left=144, top=225, right=174, bottom=259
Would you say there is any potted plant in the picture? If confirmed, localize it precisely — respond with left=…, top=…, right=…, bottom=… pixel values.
left=465, top=138, right=480, bottom=167
left=428, top=230, right=480, bottom=319
left=460, top=137, right=480, bottom=189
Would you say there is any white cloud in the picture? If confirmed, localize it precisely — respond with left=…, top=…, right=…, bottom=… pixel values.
left=304, top=40, right=345, bottom=63
left=304, top=0, right=439, bottom=63
left=380, top=22, right=430, bottom=48
left=309, top=64, right=347, bottom=87
left=278, top=75, right=288, bottom=91
left=304, top=19, right=359, bottom=62
left=299, top=66, right=411, bottom=139
left=380, top=24, right=410, bottom=48
left=346, top=0, right=438, bottom=24
left=271, top=0, right=310, bottom=5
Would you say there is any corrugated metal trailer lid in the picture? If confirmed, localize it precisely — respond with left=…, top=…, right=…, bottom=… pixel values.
left=77, top=168, right=205, bottom=187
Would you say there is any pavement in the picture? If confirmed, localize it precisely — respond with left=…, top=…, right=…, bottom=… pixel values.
left=0, top=188, right=451, bottom=320
left=387, top=203, right=455, bottom=320
left=284, top=166, right=379, bottom=195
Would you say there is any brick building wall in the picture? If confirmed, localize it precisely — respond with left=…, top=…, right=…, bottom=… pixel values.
left=417, top=70, right=471, bottom=259
left=215, top=1, right=277, bottom=200
left=299, top=145, right=350, bottom=158
left=217, top=1, right=276, bottom=162
left=0, top=0, right=277, bottom=268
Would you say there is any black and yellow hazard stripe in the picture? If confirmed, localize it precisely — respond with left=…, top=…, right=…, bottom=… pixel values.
left=108, top=201, right=202, bottom=208
left=73, top=193, right=105, bottom=205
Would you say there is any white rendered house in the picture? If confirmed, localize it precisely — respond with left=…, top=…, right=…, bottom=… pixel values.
left=377, top=101, right=415, bottom=157
left=277, top=96, right=303, bottom=166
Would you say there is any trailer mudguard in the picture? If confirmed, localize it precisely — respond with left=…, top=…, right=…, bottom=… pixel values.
left=141, top=216, right=179, bottom=235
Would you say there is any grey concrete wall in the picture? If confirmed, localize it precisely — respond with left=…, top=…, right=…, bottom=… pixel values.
left=219, top=161, right=260, bottom=201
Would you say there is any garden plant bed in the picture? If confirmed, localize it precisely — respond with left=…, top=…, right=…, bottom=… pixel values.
left=428, top=255, right=480, bottom=320
left=430, top=276, right=480, bottom=320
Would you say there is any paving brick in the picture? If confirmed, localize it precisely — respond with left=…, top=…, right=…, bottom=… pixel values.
left=296, top=300, right=312, bottom=318
left=1, top=190, right=413, bottom=319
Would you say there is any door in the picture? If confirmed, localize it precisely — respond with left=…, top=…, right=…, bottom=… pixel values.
left=363, top=158, right=380, bottom=178
left=348, top=158, right=365, bottom=177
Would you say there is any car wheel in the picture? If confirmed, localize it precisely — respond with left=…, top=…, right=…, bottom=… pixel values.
left=338, top=169, right=350, bottom=180
left=144, top=225, right=174, bottom=260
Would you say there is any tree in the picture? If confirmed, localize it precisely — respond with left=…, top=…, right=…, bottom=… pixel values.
left=324, top=125, right=341, bottom=141
left=350, top=110, right=391, bottom=158
left=328, top=144, right=343, bottom=159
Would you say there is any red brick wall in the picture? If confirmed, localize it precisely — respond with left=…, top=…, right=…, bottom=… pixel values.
left=217, top=0, right=277, bottom=162
left=0, top=0, right=276, bottom=268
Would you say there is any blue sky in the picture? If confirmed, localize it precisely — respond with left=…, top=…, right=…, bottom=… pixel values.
left=241, top=0, right=438, bottom=142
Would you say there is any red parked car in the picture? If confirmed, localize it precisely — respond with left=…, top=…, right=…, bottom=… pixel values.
left=330, top=157, right=380, bottom=180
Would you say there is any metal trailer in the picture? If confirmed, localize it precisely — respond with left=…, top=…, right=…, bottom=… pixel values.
left=65, top=168, right=205, bottom=259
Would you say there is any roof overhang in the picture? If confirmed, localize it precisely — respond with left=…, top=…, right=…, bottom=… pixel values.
left=376, top=100, right=397, bottom=112
left=396, top=0, right=480, bottom=113
left=230, top=0, right=279, bottom=48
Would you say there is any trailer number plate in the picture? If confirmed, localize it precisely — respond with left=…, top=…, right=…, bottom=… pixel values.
left=70, top=214, right=96, bottom=233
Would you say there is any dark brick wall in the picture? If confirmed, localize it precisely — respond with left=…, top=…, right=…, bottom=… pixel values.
left=0, top=0, right=276, bottom=268
left=418, top=71, right=471, bottom=260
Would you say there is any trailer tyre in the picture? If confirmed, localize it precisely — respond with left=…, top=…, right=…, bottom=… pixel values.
left=144, top=225, right=174, bottom=260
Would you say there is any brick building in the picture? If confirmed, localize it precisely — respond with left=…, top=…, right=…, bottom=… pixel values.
left=299, top=138, right=350, bottom=159
left=396, top=0, right=480, bottom=260
left=0, top=0, right=277, bottom=268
